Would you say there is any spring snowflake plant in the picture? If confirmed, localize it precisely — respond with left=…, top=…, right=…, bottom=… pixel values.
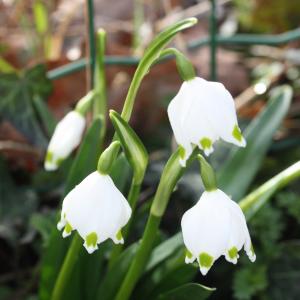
left=42, top=18, right=298, bottom=300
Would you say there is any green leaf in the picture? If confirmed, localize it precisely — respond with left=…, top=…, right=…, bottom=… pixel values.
left=233, top=265, right=268, bottom=300
left=0, top=56, right=16, bottom=73
left=0, top=156, right=37, bottom=244
left=0, top=64, right=52, bottom=146
left=30, top=212, right=56, bottom=247
left=239, top=161, right=300, bottom=220
left=96, top=243, right=138, bottom=300
left=64, top=117, right=103, bottom=194
left=157, top=283, right=215, bottom=300
left=32, top=95, right=56, bottom=136
left=39, top=118, right=103, bottom=300
left=33, top=0, right=48, bottom=34
left=145, top=232, right=182, bottom=273
left=269, top=241, right=300, bottom=300
left=218, top=85, right=293, bottom=200
left=110, top=110, right=148, bottom=184
left=135, top=249, right=199, bottom=299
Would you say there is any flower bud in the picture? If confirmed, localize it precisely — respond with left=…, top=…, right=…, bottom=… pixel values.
left=44, top=111, right=85, bottom=171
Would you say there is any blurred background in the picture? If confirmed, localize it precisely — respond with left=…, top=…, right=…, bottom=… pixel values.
left=0, top=0, right=300, bottom=299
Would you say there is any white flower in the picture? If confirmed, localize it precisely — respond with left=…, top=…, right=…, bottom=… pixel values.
left=167, top=77, right=246, bottom=166
left=57, top=171, right=132, bottom=254
left=181, top=189, right=255, bottom=275
left=44, top=111, right=85, bottom=171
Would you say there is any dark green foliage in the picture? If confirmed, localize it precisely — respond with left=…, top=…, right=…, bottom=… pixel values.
left=0, top=65, right=52, bottom=146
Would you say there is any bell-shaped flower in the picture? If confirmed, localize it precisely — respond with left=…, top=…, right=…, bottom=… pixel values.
left=57, top=171, right=132, bottom=253
left=44, top=111, right=85, bottom=171
left=167, top=77, right=246, bottom=166
left=181, top=189, right=255, bottom=275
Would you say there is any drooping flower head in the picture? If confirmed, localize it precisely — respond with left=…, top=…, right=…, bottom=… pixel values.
left=44, top=111, right=85, bottom=171
left=57, top=171, right=132, bottom=253
left=181, top=189, right=255, bottom=275
left=167, top=77, right=246, bottom=166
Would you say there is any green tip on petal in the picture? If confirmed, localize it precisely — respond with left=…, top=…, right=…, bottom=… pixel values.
left=186, top=249, right=193, bottom=259
left=199, top=252, right=214, bottom=268
left=116, top=230, right=123, bottom=241
left=178, top=145, right=186, bottom=160
left=228, top=247, right=238, bottom=259
left=232, top=125, right=243, bottom=142
left=64, top=222, right=73, bottom=234
left=200, top=137, right=212, bottom=150
left=86, top=232, right=98, bottom=248
left=62, top=222, right=73, bottom=237
left=45, top=151, right=53, bottom=162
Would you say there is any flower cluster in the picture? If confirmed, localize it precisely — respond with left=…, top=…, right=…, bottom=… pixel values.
left=45, top=74, right=254, bottom=274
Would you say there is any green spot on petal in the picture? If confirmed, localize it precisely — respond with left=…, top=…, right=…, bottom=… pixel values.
left=45, top=151, right=53, bottom=162
left=86, top=232, right=98, bottom=247
left=64, top=222, right=73, bottom=234
left=178, top=146, right=186, bottom=160
left=116, top=230, right=123, bottom=241
left=199, top=252, right=214, bottom=268
left=232, top=125, right=243, bottom=142
left=250, top=244, right=255, bottom=255
left=200, top=137, right=212, bottom=150
left=228, top=246, right=238, bottom=259
left=56, top=157, right=64, bottom=167
left=186, top=249, right=193, bottom=259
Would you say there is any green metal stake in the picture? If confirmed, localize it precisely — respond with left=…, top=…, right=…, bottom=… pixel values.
left=209, top=0, right=217, bottom=81
left=86, top=0, right=96, bottom=88
left=47, top=28, right=300, bottom=81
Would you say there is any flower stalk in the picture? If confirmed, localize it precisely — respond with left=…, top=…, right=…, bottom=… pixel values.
left=115, top=149, right=185, bottom=300
left=94, top=29, right=107, bottom=127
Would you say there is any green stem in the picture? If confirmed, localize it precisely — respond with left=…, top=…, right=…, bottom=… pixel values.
left=115, top=214, right=160, bottom=300
left=94, top=29, right=107, bottom=127
left=51, top=234, right=82, bottom=300
left=86, top=0, right=96, bottom=88
left=108, top=181, right=141, bottom=268
left=115, top=150, right=184, bottom=300
left=209, top=0, right=217, bottom=80
left=51, top=18, right=197, bottom=300
left=159, top=48, right=195, bottom=81
left=133, top=0, right=144, bottom=53
left=120, top=18, right=197, bottom=122
left=239, top=161, right=300, bottom=218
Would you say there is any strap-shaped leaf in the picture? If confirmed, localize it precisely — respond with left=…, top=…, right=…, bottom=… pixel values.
left=218, top=85, right=292, bottom=200
left=110, top=110, right=148, bottom=184
left=158, top=283, right=215, bottom=300
left=39, top=117, right=103, bottom=300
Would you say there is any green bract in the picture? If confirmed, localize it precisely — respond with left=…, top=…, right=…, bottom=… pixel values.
left=197, top=154, right=217, bottom=192
left=97, top=141, right=121, bottom=175
left=75, top=90, right=95, bottom=115
left=109, top=110, right=148, bottom=185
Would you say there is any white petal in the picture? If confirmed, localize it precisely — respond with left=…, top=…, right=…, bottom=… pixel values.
left=227, top=197, right=256, bottom=263
left=60, top=172, right=132, bottom=251
left=181, top=190, right=231, bottom=261
left=45, top=111, right=85, bottom=170
left=168, top=79, right=219, bottom=162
